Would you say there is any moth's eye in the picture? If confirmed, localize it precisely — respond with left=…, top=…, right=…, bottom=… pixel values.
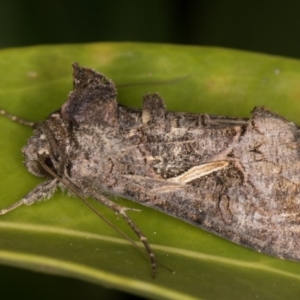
left=38, top=154, right=56, bottom=176
left=44, top=156, right=54, bottom=169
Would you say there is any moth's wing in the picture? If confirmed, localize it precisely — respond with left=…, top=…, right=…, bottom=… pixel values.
left=218, top=107, right=300, bottom=260
left=121, top=106, right=300, bottom=262
left=61, top=63, right=118, bottom=127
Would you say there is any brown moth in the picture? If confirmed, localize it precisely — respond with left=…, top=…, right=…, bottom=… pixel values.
left=1, top=63, right=300, bottom=276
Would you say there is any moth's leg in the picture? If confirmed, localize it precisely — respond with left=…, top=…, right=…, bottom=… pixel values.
left=91, top=191, right=157, bottom=276
left=167, top=161, right=229, bottom=184
left=0, top=179, right=58, bottom=215
left=0, top=109, right=36, bottom=127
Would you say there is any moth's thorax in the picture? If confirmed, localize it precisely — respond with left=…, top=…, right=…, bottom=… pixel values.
left=22, top=111, right=73, bottom=178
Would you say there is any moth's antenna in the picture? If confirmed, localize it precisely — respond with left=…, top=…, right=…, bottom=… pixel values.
left=0, top=109, right=36, bottom=128
left=37, top=153, right=173, bottom=277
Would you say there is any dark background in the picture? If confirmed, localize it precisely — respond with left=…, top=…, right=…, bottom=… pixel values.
left=2, top=0, right=300, bottom=58
left=1, top=1, right=299, bottom=299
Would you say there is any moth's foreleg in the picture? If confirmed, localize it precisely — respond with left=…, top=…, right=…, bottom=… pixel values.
left=0, top=179, right=58, bottom=215
left=91, top=192, right=157, bottom=277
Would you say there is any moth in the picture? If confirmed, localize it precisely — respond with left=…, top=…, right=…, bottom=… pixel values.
left=1, top=63, right=300, bottom=276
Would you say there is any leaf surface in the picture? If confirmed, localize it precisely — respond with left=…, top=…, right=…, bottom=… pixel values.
left=1, top=43, right=300, bottom=299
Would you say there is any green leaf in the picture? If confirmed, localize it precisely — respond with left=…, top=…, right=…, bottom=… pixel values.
left=1, top=43, right=300, bottom=300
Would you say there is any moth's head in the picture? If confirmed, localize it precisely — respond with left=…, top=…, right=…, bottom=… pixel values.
left=22, top=126, right=55, bottom=178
